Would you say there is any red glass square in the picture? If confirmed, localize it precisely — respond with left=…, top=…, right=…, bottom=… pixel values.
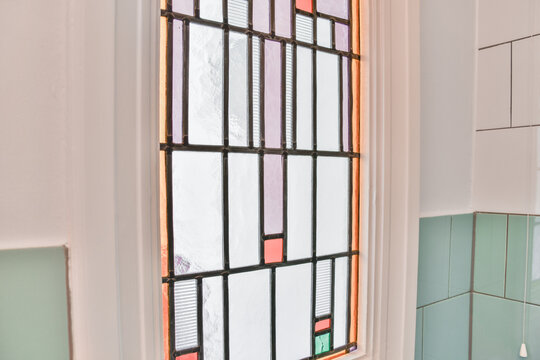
left=176, top=353, right=198, bottom=360
left=264, top=238, right=284, bottom=263
left=296, top=0, right=313, bottom=12
left=315, top=318, right=331, bottom=332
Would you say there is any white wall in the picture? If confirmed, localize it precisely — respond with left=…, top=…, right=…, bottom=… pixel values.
left=419, top=0, right=476, bottom=217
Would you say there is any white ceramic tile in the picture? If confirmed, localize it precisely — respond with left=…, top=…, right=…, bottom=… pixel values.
left=476, top=44, right=511, bottom=130
left=512, top=37, right=540, bottom=127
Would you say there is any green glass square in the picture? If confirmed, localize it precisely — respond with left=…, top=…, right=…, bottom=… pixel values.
left=315, top=332, right=331, bottom=355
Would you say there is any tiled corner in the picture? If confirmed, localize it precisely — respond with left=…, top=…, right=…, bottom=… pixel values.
left=474, top=213, right=508, bottom=296
left=415, top=309, right=423, bottom=360
left=423, top=294, right=470, bottom=360
left=449, top=214, right=474, bottom=297
left=476, top=44, right=511, bottom=130
left=511, top=37, right=540, bottom=127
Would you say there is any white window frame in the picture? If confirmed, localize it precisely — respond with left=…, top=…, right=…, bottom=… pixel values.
left=65, top=0, right=419, bottom=359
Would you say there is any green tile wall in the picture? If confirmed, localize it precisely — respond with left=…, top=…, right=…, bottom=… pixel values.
left=449, top=214, right=474, bottom=297
left=415, top=309, right=423, bottom=360
left=0, top=247, right=70, bottom=360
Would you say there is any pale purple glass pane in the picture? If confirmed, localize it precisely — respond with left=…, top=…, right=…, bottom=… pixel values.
left=335, top=23, right=349, bottom=52
left=275, top=0, right=291, bottom=37
left=317, top=0, right=348, bottom=19
left=264, top=155, right=283, bottom=234
left=253, top=0, right=270, bottom=33
left=264, top=40, right=282, bottom=148
left=172, top=20, right=183, bottom=144
left=172, top=0, right=194, bottom=15
left=342, top=57, right=350, bottom=151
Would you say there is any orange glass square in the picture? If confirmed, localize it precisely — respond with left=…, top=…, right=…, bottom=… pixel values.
left=296, top=0, right=312, bottom=12
left=315, top=318, right=331, bottom=332
left=176, top=353, right=198, bottom=360
left=264, top=238, right=283, bottom=263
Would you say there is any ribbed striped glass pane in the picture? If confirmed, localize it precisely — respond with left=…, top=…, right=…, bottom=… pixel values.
left=252, top=38, right=261, bottom=147
left=315, top=260, right=332, bottom=317
left=296, top=14, right=313, bottom=44
left=228, top=0, right=248, bottom=28
left=285, top=43, right=293, bottom=148
left=174, top=280, right=198, bottom=350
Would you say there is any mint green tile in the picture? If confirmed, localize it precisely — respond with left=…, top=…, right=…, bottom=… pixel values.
left=415, top=309, right=423, bottom=360
left=417, top=216, right=451, bottom=307
left=506, top=215, right=540, bottom=307
left=423, top=294, right=470, bottom=360
left=315, top=332, right=330, bottom=355
left=473, top=213, right=507, bottom=297
left=449, top=214, right=474, bottom=297
left=0, top=247, right=69, bottom=360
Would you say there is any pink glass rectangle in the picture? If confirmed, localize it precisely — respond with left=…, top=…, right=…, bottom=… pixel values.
left=172, top=0, right=194, bottom=15
left=317, top=0, right=348, bottom=19
left=172, top=20, right=183, bottom=143
left=315, top=318, right=331, bottom=332
left=296, top=0, right=312, bottom=12
left=275, top=0, right=291, bottom=37
left=264, top=238, right=284, bottom=263
left=264, top=40, right=282, bottom=148
left=264, top=155, right=283, bottom=234
left=253, top=0, right=270, bottom=33
left=335, top=23, right=349, bottom=52
left=342, top=57, right=350, bottom=151
left=176, top=353, right=198, bottom=360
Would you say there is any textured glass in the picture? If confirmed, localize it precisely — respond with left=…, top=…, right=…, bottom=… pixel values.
left=253, top=0, right=270, bottom=33
left=265, top=40, right=282, bottom=148
left=342, top=57, right=350, bottom=151
left=296, top=14, right=313, bottom=44
left=315, top=333, right=331, bottom=355
left=296, top=0, right=312, bottom=12
left=335, top=23, right=349, bottom=52
left=264, top=238, right=284, bottom=263
left=172, top=0, right=194, bottom=15
left=174, top=280, right=198, bottom=350
left=253, top=38, right=262, bottom=147
left=287, top=156, right=312, bottom=260
left=334, top=257, right=348, bottom=347
left=315, top=260, right=332, bottom=316
left=276, top=264, right=312, bottom=360
left=296, top=46, right=313, bottom=149
left=189, top=24, right=223, bottom=145
left=264, top=155, right=283, bottom=234
left=317, top=18, right=332, bottom=48
left=229, top=270, right=271, bottom=360
left=173, top=152, right=223, bottom=274
left=285, top=43, right=293, bottom=148
left=317, top=0, right=348, bottom=19
left=172, top=20, right=183, bottom=143
left=229, top=32, right=249, bottom=146
left=199, top=0, right=223, bottom=22
left=228, top=153, right=259, bottom=268
left=275, top=0, right=291, bottom=38
left=316, top=157, right=348, bottom=255
left=228, top=0, right=248, bottom=27
left=316, top=51, right=340, bottom=151
left=203, top=277, right=224, bottom=360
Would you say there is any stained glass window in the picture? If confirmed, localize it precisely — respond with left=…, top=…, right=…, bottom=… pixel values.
left=159, top=0, right=361, bottom=358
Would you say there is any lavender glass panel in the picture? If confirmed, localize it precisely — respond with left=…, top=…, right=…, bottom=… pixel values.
left=335, top=22, right=349, bottom=52
left=275, top=0, right=291, bottom=38
left=172, top=20, right=183, bottom=144
left=172, top=0, right=194, bottom=15
left=317, top=0, right=348, bottom=20
left=264, top=155, right=283, bottom=235
left=264, top=40, right=282, bottom=148
left=253, top=0, right=270, bottom=33
left=342, top=57, right=350, bottom=151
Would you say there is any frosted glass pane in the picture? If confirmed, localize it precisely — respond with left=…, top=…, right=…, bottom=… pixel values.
left=203, top=277, right=224, bottom=360
left=172, top=0, right=194, bottom=15
left=317, top=18, right=332, bottom=48
left=316, top=156, right=348, bottom=255
left=275, top=0, right=291, bottom=37
left=229, top=32, right=249, bottom=146
left=173, top=151, right=223, bottom=274
left=285, top=44, right=293, bottom=148
left=172, top=20, right=183, bottom=143
left=287, top=156, right=312, bottom=260
left=200, top=0, right=223, bottom=22
left=296, top=46, right=313, bottom=150
left=174, top=280, right=198, bottom=350
left=264, top=155, right=283, bottom=234
left=276, top=264, right=312, bottom=360
left=334, top=257, right=348, bottom=347
left=342, top=57, right=350, bottom=151
left=229, top=270, right=271, bottom=360
left=335, top=23, right=349, bottom=52
left=317, top=0, right=348, bottom=19
left=253, top=0, right=270, bottom=33
left=315, top=260, right=332, bottom=316
left=253, top=38, right=262, bottom=147
left=316, top=51, right=340, bottom=151
left=229, top=0, right=249, bottom=27
left=189, top=24, right=223, bottom=145
left=265, top=40, right=282, bottom=148
left=296, top=14, right=313, bottom=44
left=229, top=153, right=260, bottom=268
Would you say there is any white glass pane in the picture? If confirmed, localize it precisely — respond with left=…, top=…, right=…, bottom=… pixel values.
left=253, top=38, right=262, bottom=147
left=229, top=153, right=260, bottom=268
left=334, top=257, right=349, bottom=347
left=174, top=280, right=198, bottom=350
left=315, top=260, right=332, bottom=316
left=316, top=156, right=348, bottom=255
left=287, top=156, right=312, bottom=260
left=229, top=270, right=271, bottom=360
left=316, top=51, right=340, bottom=151
left=296, top=14, right=313, bottom=44
left=189, top=24, right=223, bottom=145
left=228, top=0, right=248, bottom=27
left=276, top=264, right=312, bottom=360
left=229, top=32, right=249, bottom=146
left=285, top=43, right=293, bottom=148
left=173, top=151, right=223, bottom=274
left=317, top=17, right=332, bottom=48
left=203, top=277, right=224, bottom=360
left=296, top=46, right=313, bottom=150
left=200, top=0, right=223, bottom=22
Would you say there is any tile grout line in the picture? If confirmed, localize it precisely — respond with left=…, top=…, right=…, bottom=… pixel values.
left=416, top=290, right=471, bottom=310
left=504, top=214, right=509, bottom=298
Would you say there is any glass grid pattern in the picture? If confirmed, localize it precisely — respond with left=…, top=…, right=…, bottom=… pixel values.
left=160, top=0, right=361, bottom=359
